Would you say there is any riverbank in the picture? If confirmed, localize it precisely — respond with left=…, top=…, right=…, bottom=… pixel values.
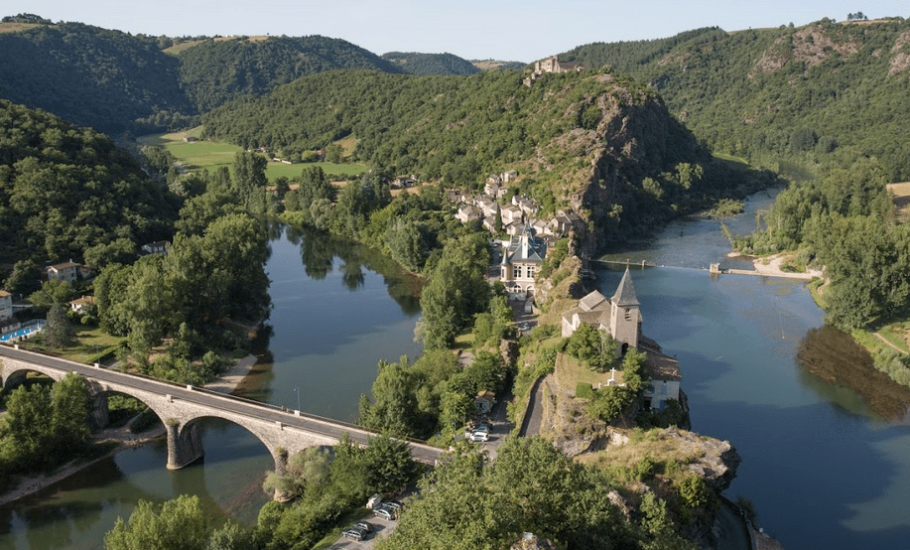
left=0, top=354, right=259, bottom=507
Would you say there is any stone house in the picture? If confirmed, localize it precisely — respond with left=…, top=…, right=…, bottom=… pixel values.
left=501, top=204, right=523, bottom=225
left=501, top=170, right=518, bottom=183
left=69, top=295, right=96, bottom=313
left=456, top=204, right=483, bottom=224
left=561, top=269, right=681, bottom=410
left=141, top=241, right=170, bottom=255
left=46, top=261, right=79, bottom=284
left=0, top=290, right=12, bottom=322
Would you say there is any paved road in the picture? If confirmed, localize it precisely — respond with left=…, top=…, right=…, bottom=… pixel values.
left=518, top=377, right=545, bottom=437
left=0, top=346, right=443, bottom=465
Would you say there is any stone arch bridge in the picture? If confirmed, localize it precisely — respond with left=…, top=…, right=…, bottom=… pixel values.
left=0, top=346, right=442, bottom=499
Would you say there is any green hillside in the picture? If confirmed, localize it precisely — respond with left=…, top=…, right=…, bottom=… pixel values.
left=0, top=22, right=194, bottom=134
left=177, top=35, right=403, bottom=111
left=203, top=68, right=768, bottom=250
left=560, top=18, right=910, bottom=180
left=0, top=100, right=179, bottom=267
left=382, top=51, right=481, bottom=75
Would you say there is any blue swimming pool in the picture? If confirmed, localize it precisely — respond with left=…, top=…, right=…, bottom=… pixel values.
left=0, top=320, right=46, bottom=343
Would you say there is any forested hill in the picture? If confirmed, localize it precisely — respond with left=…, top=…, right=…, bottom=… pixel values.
left=0, top=100, right=178, bottom=269
left=177, top=36, right=403, bottom=111
left=560, top=18, right=910, bottom=181
left=204, top=68, right=763, bottom=250
left=0, top=22, right=193, bottom=134
left=381, top=51, right=481, bottom=75
left=0, top=23, right=404, bottom=134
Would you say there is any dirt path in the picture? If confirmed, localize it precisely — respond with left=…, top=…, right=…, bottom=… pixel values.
left=874, top=332, right=908, bottom=355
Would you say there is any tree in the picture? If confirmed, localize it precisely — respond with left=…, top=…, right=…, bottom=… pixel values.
left=587, top=385, right=633, bottom=423
left=104, top=495, right=208, bottom=550
left=29, top=279, right=75, bottom=308
left=3, top=259, right=39, bottom=296
left=566, top=323, right=616, bottom=372
left=0, top=385, right=54, bottom=471
left=231, top=151, right=268, bottom=200
left=363, top=432, right=415, bottom=495
left=325, top=143, right=344, bottom=164
left=50, top=373, right=91, bottom=450
left=44, top=303, right=75, bottom=348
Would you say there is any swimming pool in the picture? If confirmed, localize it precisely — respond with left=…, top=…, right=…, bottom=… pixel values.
left=0, top=320, right=46, bottom=343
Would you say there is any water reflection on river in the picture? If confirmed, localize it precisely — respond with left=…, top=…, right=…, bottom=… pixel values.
left=0, top=224, right=423, bottom=550
left=599, top=191, right=910, bottom=550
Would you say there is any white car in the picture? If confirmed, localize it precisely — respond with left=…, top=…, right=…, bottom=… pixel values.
left=468, top=431, right=489, bottom=442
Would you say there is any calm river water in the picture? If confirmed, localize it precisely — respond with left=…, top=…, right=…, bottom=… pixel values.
left=0, top=224, right=423, bottom=550
left=4, top=194, right=910, bottom=550
left=600, top=191, right=910, bottom=550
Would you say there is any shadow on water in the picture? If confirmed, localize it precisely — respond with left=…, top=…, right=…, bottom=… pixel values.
left=797, top=326, right=910, bottom=424
left=698, top=397, right=910, bottom=550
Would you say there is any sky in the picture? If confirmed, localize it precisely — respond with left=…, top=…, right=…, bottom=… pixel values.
left=6, top=1, right=909, bottom=61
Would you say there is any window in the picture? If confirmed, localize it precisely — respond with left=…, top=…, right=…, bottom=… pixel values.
left=513, top=265, right=522, bottom=278
left=624, top=308, right=631, bottom=321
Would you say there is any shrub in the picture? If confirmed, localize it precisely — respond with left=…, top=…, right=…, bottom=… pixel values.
left=575, top=382, right=594, bottom=399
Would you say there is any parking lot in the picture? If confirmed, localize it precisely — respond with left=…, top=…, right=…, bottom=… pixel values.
left=327, top=513, right=397, bottom=549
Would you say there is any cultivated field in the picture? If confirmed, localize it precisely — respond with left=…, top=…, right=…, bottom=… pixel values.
left=137, top=128, right=368, bottom=181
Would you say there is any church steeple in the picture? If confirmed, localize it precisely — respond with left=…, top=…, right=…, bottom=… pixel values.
left=611, top=267, right=639, bottom=307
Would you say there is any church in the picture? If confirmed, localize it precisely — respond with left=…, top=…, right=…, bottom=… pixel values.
left=561, top=268, right=682, bottom=411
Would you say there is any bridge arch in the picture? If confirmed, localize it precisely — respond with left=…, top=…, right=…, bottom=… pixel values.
left=1, top=364, right=66, bottom=392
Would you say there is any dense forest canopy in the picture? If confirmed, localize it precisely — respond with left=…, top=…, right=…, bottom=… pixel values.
left=0, top=22, right=193, bottom=134
left=560, top=18, right=910, bottom=180
left=177, top=35, right=403, bottom=111
left=381, top=51, right=482, bottom=75
left=0, top=100, right=178, bottom=268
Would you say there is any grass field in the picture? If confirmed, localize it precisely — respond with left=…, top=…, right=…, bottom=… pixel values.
left=23, top=325, right=125, bottom=365
left=137, top=128, right=369, bottom=181
left=886, top=182, right=910, bottom=219
left=0, top=22, right=45, bottom=33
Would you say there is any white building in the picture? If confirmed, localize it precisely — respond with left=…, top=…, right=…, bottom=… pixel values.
left=500, top=224, right=546, bottom=299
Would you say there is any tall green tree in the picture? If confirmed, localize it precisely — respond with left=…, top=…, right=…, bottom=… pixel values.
left=104, top=495, right=208, bottom=550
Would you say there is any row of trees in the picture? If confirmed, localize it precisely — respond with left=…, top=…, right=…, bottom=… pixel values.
left=728, top=158, right=909, bottom=329
left=376, top=436, right=698, bottom=550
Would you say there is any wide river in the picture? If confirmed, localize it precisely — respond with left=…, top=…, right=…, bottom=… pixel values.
left=599, top=191, right=910, bottom=550
left=3, top=196, right=910, bottom=550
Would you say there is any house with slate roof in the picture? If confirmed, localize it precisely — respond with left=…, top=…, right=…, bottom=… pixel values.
left=561, top=268, right=682, bottom=410
left=500, top=224, right=547, bottom=299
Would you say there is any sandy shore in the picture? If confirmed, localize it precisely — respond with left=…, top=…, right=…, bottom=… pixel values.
left=751, top=253, right=823, bottom=278
left=0, top=354, right=259, bottom=507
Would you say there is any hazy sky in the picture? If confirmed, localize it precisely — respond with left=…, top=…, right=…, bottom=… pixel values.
left=6, top=1, right=909, bottom=61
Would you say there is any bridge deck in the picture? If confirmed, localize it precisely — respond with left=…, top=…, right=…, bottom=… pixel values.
left=0, top=346, right=444, bottom=465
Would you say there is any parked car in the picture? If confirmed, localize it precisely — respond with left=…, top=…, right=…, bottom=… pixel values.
left=374, top=506, right=395, bottom=520
left=385, top=500, right=403, bottom=513
left=472, top=423, right=492, bottom=433
left=354, top=521, right=373, bottom=533
left=468, top=431, right=490, bottom=442
left=342, top=528, right=365, bottom=541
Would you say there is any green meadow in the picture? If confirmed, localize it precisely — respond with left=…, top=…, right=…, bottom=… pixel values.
left=137, top=127, right=369, bottom=181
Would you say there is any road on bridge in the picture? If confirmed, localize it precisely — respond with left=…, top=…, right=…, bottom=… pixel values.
left=0, top=346, right=443, bottom=465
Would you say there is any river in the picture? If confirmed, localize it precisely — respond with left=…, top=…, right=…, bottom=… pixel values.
left=0, top=224, right=423, bottom=550
left=4, top=195, right=910, bottom=550
left=599, top=191, right=910, bottom=550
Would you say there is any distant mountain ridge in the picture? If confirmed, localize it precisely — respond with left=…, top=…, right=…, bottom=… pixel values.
left=381, top=51, right=480, bottom=75
left=178, top=35, right=403, bottom=111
